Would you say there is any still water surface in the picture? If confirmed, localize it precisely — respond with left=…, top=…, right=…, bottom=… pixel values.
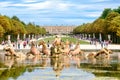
left=0, top=51, right=120, bottom=80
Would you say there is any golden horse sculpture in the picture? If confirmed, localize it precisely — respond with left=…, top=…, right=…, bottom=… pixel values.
left=86, top=48, right=112, bottom=67
left=49, top=35, right=62, bottom=57
left=27, top=41, right=41, bottom=59
left=38, top=40, right=50, bottom=56
left=3, top=45, right=26, bottom=59
left=50, top=40, right=70, bottom=57
left=87, top=48, right=112, bottom=59
left=59, top=40, right=71, bottom=55
left=69, top=42, right=84, bottom=56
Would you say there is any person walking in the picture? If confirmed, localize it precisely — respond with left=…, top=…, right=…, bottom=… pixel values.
left=101, top=41, right=104, bottom=48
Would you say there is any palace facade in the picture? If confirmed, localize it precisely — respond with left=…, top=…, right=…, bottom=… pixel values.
left=43, top=25, right=76, bottom=34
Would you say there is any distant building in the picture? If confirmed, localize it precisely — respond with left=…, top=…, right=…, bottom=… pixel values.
left=43, top=25, right=76, bottom=34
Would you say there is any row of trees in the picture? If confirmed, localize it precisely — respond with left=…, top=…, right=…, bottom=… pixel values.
left=0, top=15, right=46, bottom=42
left=73, top=6, right=120, bottom=43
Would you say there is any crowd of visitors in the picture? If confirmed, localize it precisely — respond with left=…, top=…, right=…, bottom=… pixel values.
left=0, top=34, right=113, bottom=50
left=1, top=38, right=33, bottom=49
left=71, top=34, right=112, bottom=49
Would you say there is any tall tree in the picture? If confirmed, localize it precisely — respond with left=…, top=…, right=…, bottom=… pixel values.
left=113, top=6, right=120, bottom=14
left=12, top=19, right=26, bottom=35
left=110, top=16, right=120, bottom=36
left=106, top=12, right=120, bottom=32
left=105, top=11, right=119, bottom=22
left=92, top=18, right=107, bottom=34
left=100, top=8, right=112, bottom=19
left=0, top=16, right=12, bottom=34
left=12, top=16, right=20, bottom=21
left=25, top=23, right=36, bottom=35
left=0, top=25, right=5, bottom=37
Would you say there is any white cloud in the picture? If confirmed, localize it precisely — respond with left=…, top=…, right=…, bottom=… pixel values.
left=57, top=3, right=70, bottom=11
left=0, top=0, right=119, bottom=25
left=27, top=1, right=54, bottom=10
left=57, top=2, right=76, bottom=11
left=22, top=0, right=38, bottom=3
left=9, top=1, right=56, bottom=10
left=0, top=2, right=12, bottom=8
left=24, top=0, right=73, bottom=11
left=86, top=12, right=102, bottom=17
left=90, top=0, right=111, bottom=2
left=6, top=0, right=74, bottom=11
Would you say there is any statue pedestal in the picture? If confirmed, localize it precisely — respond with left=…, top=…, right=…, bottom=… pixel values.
left=7, top=35, right=12, bottom=46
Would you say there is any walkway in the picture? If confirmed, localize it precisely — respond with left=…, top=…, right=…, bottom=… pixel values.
left=80, top=44, right=120, bottom=50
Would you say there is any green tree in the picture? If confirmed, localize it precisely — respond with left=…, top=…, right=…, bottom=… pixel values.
left=92, top=18, right=107, bottom=34
left=73, top=26, right=82, bottom=34
left=105, top=11, right=120, bottom=43
left=110, top=16, right=120, bottom=36
left=25, top=23, right=36, bottom=35
left=106, top=12, right=120, bottom=32
left=12, top=19, right=26, bottom=35
left=41, top=27, right=46, bottom=35
left=105, top=11, right=119, bottom=22
left=100, top=8, right=112, bottom=19
left=0, top=25, right=5, bottom=37
left=0, top=15, right=12, bottom=34
left=113, top=6, right=120, bottom=14
left=12, top=16, right=20, bottom=21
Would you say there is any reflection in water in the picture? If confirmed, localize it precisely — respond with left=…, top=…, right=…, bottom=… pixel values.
left=51, top=57, right=64, bottom=77
left=71, top=55, right=81, bottom=68
left=63, top=55, right=70, bottom=68
left=0, top=64, right=26, bottom=80
left=0, top=52, right=120, bottom=80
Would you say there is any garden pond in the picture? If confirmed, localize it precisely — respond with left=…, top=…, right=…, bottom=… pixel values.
left=0, top=51, right=120, bottom=80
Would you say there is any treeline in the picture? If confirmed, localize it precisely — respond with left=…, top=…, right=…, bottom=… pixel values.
left=73, top=6, right=120, bottom=43
left=0, top=15, right=46, bottom=42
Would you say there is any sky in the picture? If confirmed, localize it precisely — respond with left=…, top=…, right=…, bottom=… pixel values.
left=0, top=0, right=120, bottom=26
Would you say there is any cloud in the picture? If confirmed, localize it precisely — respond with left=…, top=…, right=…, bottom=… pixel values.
left=0, top=1, right=12, bottom=8
left=90, top=0, right=111, bottom=2
left=3, top=0, right=74, bottom=11
left=22, top=0, right=38, bottom=3
left=24, top=0, right=73, bottom=11
left=0, top=0, right=119, bottom=25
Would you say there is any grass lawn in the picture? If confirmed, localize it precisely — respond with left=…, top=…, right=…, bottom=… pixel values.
left=39, top=36, right=89, bottom=44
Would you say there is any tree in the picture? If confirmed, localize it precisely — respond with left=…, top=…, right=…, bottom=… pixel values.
left=106, top=12, right=120, bottom=32
left=25, top=23, right=36, bottom=35
left=110, top=16, right=120, bottom=36
left=106, top=11, right=119, bottom=22
left=92, top=18, right=107, bottom=34
left=100, top=8, right=112, bottom=19
left=0, top=15, right=12, bottom=34
left=0, top=25, right=5, bottom=37
left=73, top=26, right=82, bottom=34
left=41, top=27, right=46, bottom=35
left=12, top=16, right=20, bottom=21
left=12, top=19, right=26, bottom=35
left=105, top=12, right=120, bottom=43
left=113, top=6, right=120, bottom=14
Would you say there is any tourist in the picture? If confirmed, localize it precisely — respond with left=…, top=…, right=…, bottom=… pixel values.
left=94, top=39, right=98, bottom=49
left=47, top=40, right=50, bottom=47
left=100, top=41, right=104, bottom=48
left=1, top=40, right=5, bottom=45
left=12, top=41, right=15, bottom=47
left=18, top=40, right=21, bottom=49
left=23, top=41, right=27, bottom=48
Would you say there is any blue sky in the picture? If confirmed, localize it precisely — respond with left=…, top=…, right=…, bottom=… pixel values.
left=0, top=0, right=120, bottom=26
